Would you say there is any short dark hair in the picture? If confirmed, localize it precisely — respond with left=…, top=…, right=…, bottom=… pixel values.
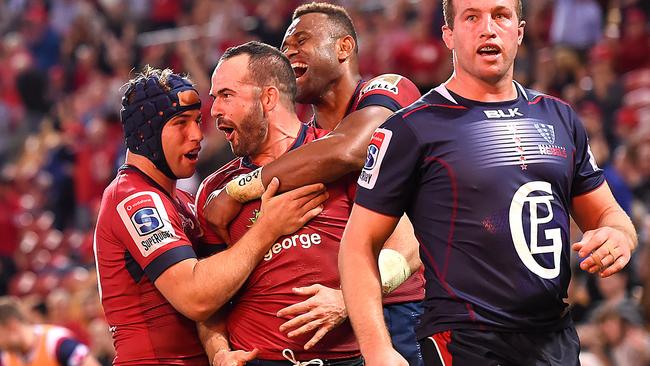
left=0, top=297, right=27, bottom=325
left=443, top=0, right=523, bottom=28
left=220, top=41, right=297, bottom=108
left=293, top=2, right=358, bottom=53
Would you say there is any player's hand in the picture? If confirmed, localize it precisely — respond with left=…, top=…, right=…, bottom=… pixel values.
left=203, top=188, right=242, bottom=244
left=256, top=178, right=328, bottom=239
left=277, top=284, right=347, bottom=350
left=212, top=348, right=258, bottom=366
left=572, top=226, right=634, bottom=278
left=363, top=348, right=408, bottom=366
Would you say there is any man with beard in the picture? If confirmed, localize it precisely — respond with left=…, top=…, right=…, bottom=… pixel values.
left=93, top=66, right=327, bottom=365
left=203, top=4, right=426, bottom=365
left=195, top=41, right=368, bottom=366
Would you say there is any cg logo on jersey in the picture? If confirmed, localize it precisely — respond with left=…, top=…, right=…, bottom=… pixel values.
left=364, top=144, right=379, bottom=170
left=131, top=207, right=163, bottom=236
left=509, top=181, right=562, bottom=279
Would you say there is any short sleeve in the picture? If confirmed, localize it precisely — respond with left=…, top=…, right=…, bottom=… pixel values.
left=194, top=180, right=228, bottom=256
left=115, top=191, right=196, bottom=282
left=355, top=114, right=422, bottom=216
left=571, top=110, right=605, bottom=196
left=356, top=74, right=421, bottom=112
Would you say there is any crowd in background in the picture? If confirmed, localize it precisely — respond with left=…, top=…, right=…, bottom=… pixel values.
left=0, top=0, right=649, bottom=365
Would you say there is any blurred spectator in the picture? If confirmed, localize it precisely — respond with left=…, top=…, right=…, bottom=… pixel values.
left=550, top=0, right=602, bottom=51
left=0, top=0, right=647, bottom=361
left=0, top=296, right=101, bottom=366
left=614, top=7, right=650, bottom=74
left=580, top=300, right=650, bottom=366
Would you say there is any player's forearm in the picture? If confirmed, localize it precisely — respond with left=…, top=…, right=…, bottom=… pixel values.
left=197, top=310, right=231, bottom=361
left=194, top=223, right=277, bottom=312
left=339, top=236, right=393, bottom=357
left=260, top=133, right=360, bottom=191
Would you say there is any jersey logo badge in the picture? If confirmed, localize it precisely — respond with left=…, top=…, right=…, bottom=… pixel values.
left=117, top=191, right=179, bottom=257
left=131, top=207, right=163, bottom=235
left=360, top=74, right=402, bottom=96
left=509, top=181, right=562, bottom=279
left=483, top=108, right=523, bottom=119
left=534, top=123, right=555, bottom=144
left=364, top=144, right=379, bottom=170
left=358, top=128, right=392, bottom=190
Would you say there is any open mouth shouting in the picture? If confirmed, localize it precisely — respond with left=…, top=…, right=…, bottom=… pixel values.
left=291, top=62, right=309, bottom=79
left=184, top=147, right=200, bottom=161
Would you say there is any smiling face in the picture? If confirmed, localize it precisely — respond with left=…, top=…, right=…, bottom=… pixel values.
left=210, top=54, right=268, bottom=157
left=161, top=108, right=203, bottom=179
left=442, top=0, right=525, bottom=84
left=280, top=13, right=344, bottom=104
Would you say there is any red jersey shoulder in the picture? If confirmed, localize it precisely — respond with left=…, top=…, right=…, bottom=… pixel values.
left=195, top=157, right=251, bottom=245
left=196, top=157, right=248, bottom=204
left=358, top=74, right=421, bottom=109
left=105, top=170, right=183, bottom=258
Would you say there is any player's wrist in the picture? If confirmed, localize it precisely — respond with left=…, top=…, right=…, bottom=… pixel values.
left=378, top=249, right=411, bottom=294
left=609, top=224, right=638, bottom=251
left=225, top=168, right=265, bottom=203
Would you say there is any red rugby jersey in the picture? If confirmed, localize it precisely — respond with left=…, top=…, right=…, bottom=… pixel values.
left=94, top=166, right=207, bottom=366
left=312, top=74, right=426, bottom=305
left=195, top=125, right=359, bottom=361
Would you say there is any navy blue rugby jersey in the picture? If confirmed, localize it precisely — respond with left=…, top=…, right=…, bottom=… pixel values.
left=355, top=81, right=605, bottom=338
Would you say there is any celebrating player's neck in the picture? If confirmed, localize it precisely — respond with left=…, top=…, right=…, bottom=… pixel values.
left=125, top=151, right=176, bottom=195
left=312, top=72, right=361, bottom=131
left=249, top=113, right=303, bottom=167
left=445, top=68, right=517, bottom=103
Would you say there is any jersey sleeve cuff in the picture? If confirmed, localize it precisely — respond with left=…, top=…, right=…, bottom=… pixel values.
left=572, top=175, right=606, bottom=197
left=144, top=245, right=197, bottom=282
left=357, top=94, right=403, bottom=112
left=354, top=198, right=404, bottom=218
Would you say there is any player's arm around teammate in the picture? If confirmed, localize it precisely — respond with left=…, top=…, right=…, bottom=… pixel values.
left=157, top=177, right=327, bottom=321
left=275, top=214, right=421, bottom=350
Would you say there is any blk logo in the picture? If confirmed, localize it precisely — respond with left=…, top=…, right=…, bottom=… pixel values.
left=131, top=207, right=163, bottom=236
left=484, top=108, right=523, bottom=119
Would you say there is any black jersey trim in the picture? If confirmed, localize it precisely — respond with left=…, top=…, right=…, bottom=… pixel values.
left=356, top=94, right=403, bottom=113
left=144, top=245, right=196, bottom=282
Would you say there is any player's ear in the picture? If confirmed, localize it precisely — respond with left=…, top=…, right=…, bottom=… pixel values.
left=261, top=85, right=279, bottom=113
left=337, top=35, right=355, bottom=62
left=442, top=24, right=454, bottom=50
left=517, top=20, right=526, bottom=46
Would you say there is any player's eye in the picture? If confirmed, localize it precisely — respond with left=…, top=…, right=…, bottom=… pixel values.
left=467, top=15, right=477, bottom=21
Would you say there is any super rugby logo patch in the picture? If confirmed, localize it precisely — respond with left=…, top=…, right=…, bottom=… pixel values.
left=358, top=128, right=392, bottom=190
left=360, top=74, right=402, bottom=96
left=131, top=207, right=163, bottom=235
left=117, top=191, right=179, bottom=257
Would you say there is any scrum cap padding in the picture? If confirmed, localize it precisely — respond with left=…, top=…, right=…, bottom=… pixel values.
left=120, top=74, right=201, bottom=179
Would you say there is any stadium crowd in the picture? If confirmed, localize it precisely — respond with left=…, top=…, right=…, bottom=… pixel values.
left=0, top=0, right=649, bottom=365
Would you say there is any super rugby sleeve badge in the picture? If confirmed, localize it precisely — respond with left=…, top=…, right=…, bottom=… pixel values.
left=358, top=128, right=393, bottom=190
left=116, top=191, right=180, bottom=257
